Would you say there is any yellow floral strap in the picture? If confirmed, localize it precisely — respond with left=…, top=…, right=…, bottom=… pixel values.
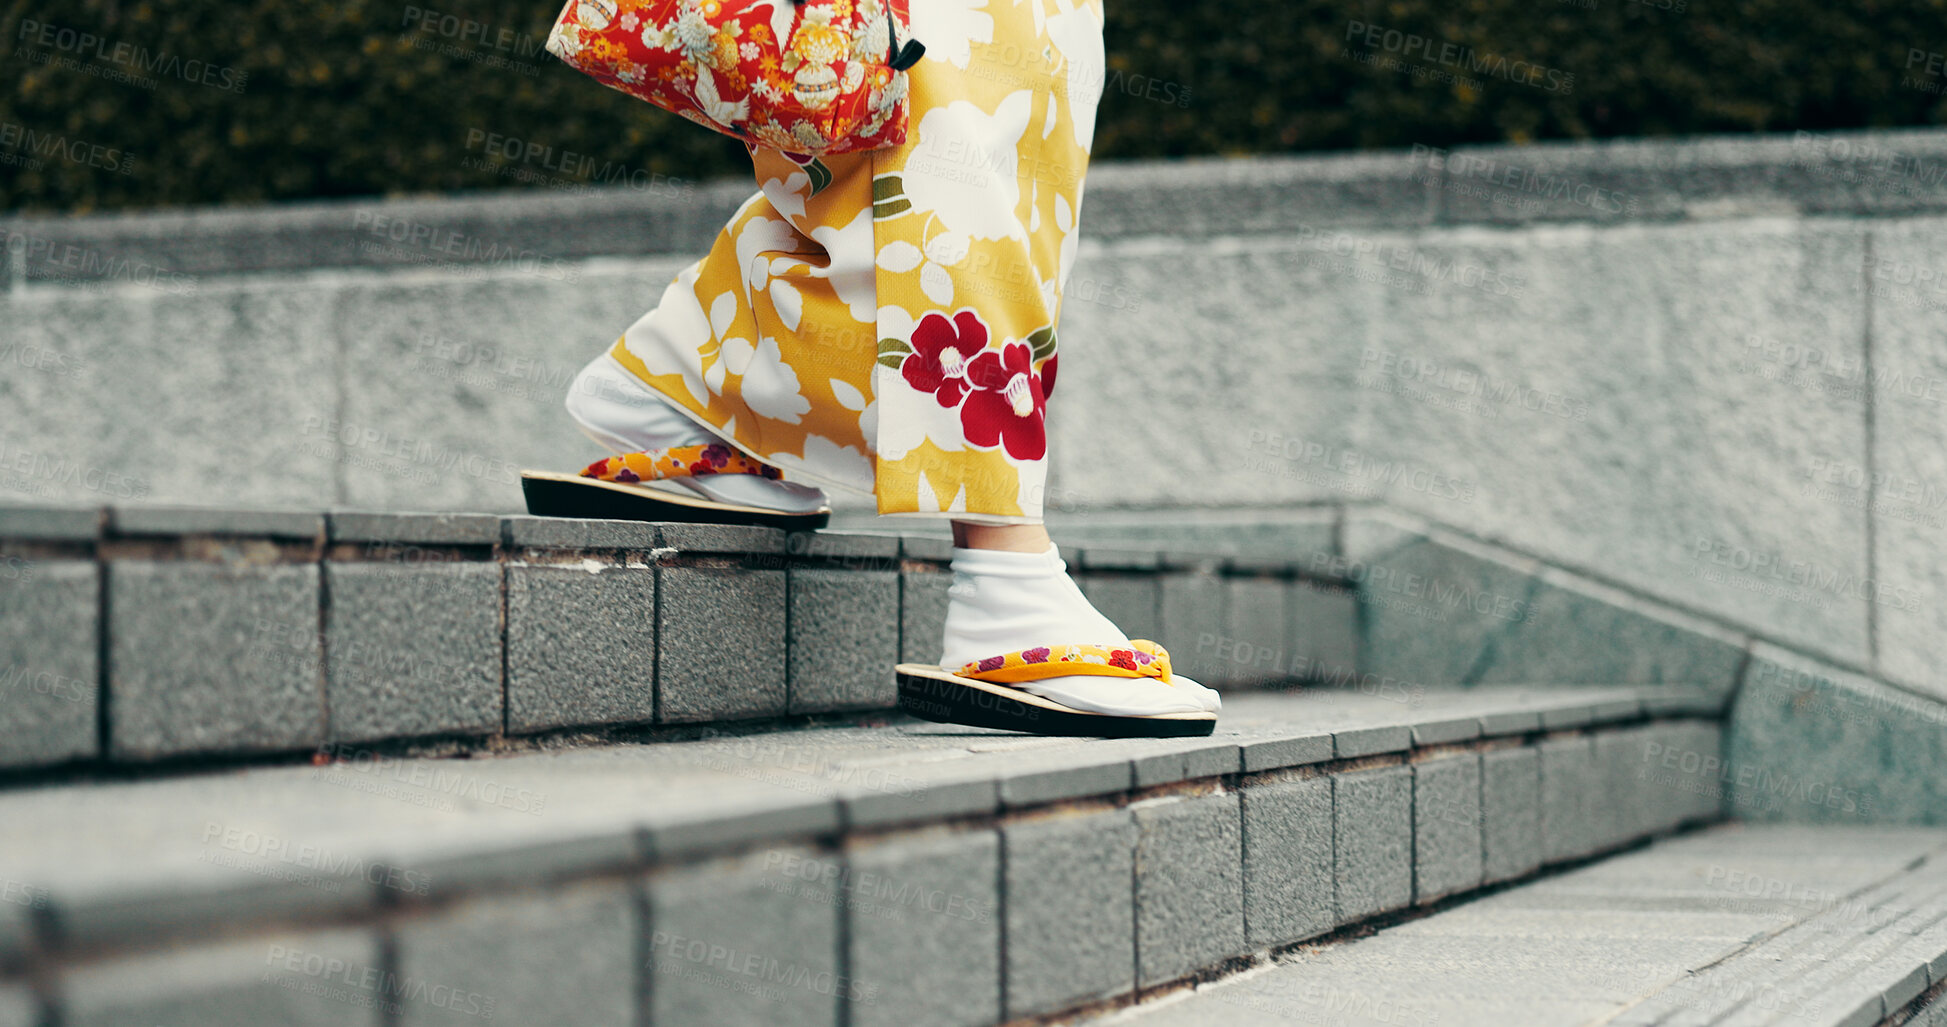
left=580, top=444, right=785, bottom=484
left=958, top=641, right=1174, bottom=685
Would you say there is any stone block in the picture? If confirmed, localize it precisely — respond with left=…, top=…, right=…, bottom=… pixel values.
left=1159, top=573, right=1227, bottom=685
left=326, top=511, right=500, bottom=546
left=1540, top=736, right=1598, bottom=864
left=1077, top=574, right=1161, bottom=643
left=1346, top=527, right=1542, bottom=688
left=1863, top=215, right=1947, bottom=701
left=1413, top=754, right=1484, bottom=904
left=658, top=566, right=786, bottom=722
left=899, top=569, right=951, bottom=665
left=1241, top=775, right=1333, bottom=947
left=1222, top=578, right=1290, bottom=685
left=846, top=830, right=1001, bottom=1027
left=787, top=567, right=898, bottom=713
left=1726, top=645, right=1944, bottom=823
left=1289, top=580, right=1358, bottom=682
left=659, top=523, right=786, bottom=555
left=324, top=562, right=501, bottom=742
left=1134, top=793, right=1246, bottom=987
left=505, top=564, right=654, bottom=732
left=1473, top=568, right=1748, bottom=696
left=110, top=505, right=323, bottom=539
left=0, top=560, right=98, bottom=766
left=0, top=503, right=99, bottom=541
left=1001, top=811, right=1137, bottom=1017
left=59, top=928, right=381, bottom=1027
left=1481, top=746, right=1542, bottom=883
left=1333, top=765, right=1413, bottom=924
left=394, top=882, right=635, bottom=1027
left=108, top=561, right=323, bottom=759
left=501, top=515, right=658, bottom=551
left=645, top=847, right=842, bottom=1027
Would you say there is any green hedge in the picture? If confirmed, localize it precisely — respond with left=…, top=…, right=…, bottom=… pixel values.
left=2, top=0, right=1944, bottom=213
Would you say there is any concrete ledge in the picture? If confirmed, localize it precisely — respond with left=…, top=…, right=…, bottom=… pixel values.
left=8, top=129, right=1944, bottom=287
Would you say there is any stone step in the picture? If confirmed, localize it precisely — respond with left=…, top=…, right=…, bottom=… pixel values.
left=1097, top=822, right=1947, bottom=1027
left=0, top=685, right=1722, bottom=1026
left=0, top=503, right=1358, bottom=772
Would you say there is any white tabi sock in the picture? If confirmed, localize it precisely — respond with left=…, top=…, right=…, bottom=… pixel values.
left=564, top=354, right=826, bottom=514
left=940, top=544, right=1221, bottom=715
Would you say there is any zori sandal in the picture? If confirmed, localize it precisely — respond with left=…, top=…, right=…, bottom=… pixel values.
left=520, top=445, right=831, bottom=531
left=896, top=641, right=1218, bottom=738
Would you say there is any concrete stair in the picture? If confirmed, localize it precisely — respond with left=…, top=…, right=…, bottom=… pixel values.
left=1100, top=823, right=1947, bottom=1027
left=2, top=501, right=1941, bottom=1025
left=0, top=685, right=1722, bottom=1026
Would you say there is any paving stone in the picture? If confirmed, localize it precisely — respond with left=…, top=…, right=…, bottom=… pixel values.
left=324, top=562, right=501, bottom=743
left=1077, top=574, right=1161, bottom=643
left=59, top=928, right=381, bottom=1027
left=1481, top=747, right=1542, bottom=883
left=1241, top=775, right=1334, bottom=948
left=0, top=559, right=98, bottom=766
left=1334, top=765, right=1413, bottom=924
left=788, top=567, right=898, bottom=713
left=899, top=569, right=952, bottom=665
left=505, top=564, right=655, bottom=732
left=659, top=522, right=786, bottom=555
left=1002, top=811, right=1137, bottom=1017
left=1414, top=754, right=1484, bottom=904
left=1540, top=736, right=1599, bottom=864
left=645, top=847, right=842, bottom=1027
left=1159, top=573, right=1228, bottom=685
left=325, top=511, right=500, bottom=546
left=394, top=881, right=635, bottom=1027
left=109, top=505, right=324, bottom=540
left=108, top=561, right=323, bottom=759
left=1410, top=711, right=1483, bottom=747
left=501, top=515, right=658, bottom=551
left=658, top=566, right=786, bottom=722
left=1222, top=579, right=1290, bottom=685
left=1289, top=579, right=1358, bottom=681
left=847, top=830, right=1001, bottom=1027
left=0, top=503, right=99, bottom=541
left=1134, top=793, right=1246, bottom=987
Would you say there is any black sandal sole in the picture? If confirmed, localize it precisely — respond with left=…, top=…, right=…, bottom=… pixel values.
left=520, top=471, right=831, bottom=531
left=895, top=665, right=1217, bottom=738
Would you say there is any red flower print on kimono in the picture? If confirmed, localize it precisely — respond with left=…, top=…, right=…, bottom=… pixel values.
left=961, top=341, right=1047, bottom=461
left=900, top=311, right=988, bottom=408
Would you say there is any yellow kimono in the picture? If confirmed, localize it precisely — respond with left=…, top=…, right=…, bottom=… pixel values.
left=600, top=0, right=1105, bottom=522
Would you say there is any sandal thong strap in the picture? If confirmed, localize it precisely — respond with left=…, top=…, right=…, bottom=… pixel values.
left=581, top=444, right=784, bottom=484
left=958, top=641, right=1174, bottom=685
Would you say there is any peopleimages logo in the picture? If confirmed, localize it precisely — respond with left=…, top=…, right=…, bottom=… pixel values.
left=15, top=19, right=246, bottom=93
left=1345, top=20, right=1574, bottom=93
